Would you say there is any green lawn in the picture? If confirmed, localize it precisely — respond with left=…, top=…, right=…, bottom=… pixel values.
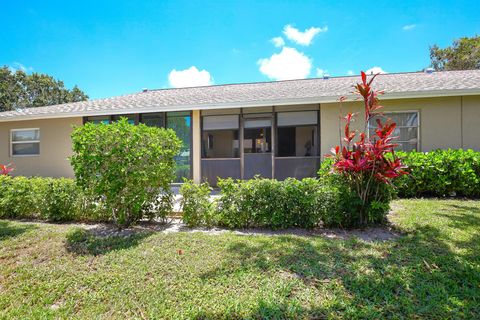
left=1, top=199, right=479, bottom=319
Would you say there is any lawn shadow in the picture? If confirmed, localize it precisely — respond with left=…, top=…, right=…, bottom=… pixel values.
left=65, top=225, right=154, bottom=256
left=435, top=203, right=480, bottom=229
left=0, top=220, right=37, bottom=241
left=198, top=205, right=480, bottom=318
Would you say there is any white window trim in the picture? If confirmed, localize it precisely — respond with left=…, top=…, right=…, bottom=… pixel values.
left=367, top=110, right=420, bottom=151
left=10, top=128, right=40, bottom=157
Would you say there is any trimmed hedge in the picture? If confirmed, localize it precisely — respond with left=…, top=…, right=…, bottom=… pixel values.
left=179, top=180, right=215, bottom=227
left=216, top=177, right=337, bottom=229
left=180, top=177, right=379, bottom=229
left=395, top=149, right=480, bottom=198
left=0, top=176, right=109, bottom=222
left=320, top=149, right=480, bottom=198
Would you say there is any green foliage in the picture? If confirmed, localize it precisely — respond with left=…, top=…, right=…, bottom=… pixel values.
left=216, top=177, right=339, bottom=229
left=179, top=179, right=215, bottom=227
left=319, top=173, right=393, bottom=227
left=181, top=176, right=385, bottom=230
left=40, top=178, right=82, bottom=222
left=0, top=176, right=107, bottom=222
left=395, top=149, right=480, bottom=198
left=0, top=66, right=88, bottom=112
left=142, top=191, right=174, bottom=223
left=0, top=176, right=45, bottom=219
left=318, top=159, right=394, bottom=227
left=430, top=35, right=480, bottom=71
left=70, top=118, right=181, bottom=227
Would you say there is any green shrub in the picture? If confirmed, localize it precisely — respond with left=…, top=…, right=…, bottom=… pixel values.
left=215, top=177, right=340, bottom=229
left=0, top=176, right=108, bottom=222
left=142, top=191, right=174, bottom=223
left=179, top=179, right=215, bottom=227
left=40, top=178, right=81, bottom=222
left=395, top=149, right=480, bottom=198
left=318, top=173, right=393, bottom=228
left=215, top=178, right=249, bottom=228
left=0, top=176, right=45, bottom=219
left=70, top=118, right=181, bottom=227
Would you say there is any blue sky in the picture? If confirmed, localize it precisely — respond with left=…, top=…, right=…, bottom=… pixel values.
left=1, top=0, right=479, bottom=99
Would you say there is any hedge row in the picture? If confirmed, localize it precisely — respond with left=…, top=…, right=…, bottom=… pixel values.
left=320, top=149, right=480, bottom=198
left=180, top=177, right=390, bottom=229
left=0, top=176, right=109, bottom=222
left=394, top=149, right=480, bottom=198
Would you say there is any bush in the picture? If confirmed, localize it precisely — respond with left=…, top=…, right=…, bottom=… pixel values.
left=70, top=118, right=181, bottom=227
left=142, top=191, right=174, bottom=223
left=322, top=174, right=393, bottom=227
left=395, top=149, right=480, bottom=198
left=40, top=178, right=81, bottom=221
left=326, top=72, right=407, bottom=226
left=0, top=175, right=45, bottom=219
left=179, top=179, right=215, bottom=227
left=215, top=177, right=339, bottom=229
left=0, top=176, right=108, bottom=222
left=318, top=159, right=393, bottom=227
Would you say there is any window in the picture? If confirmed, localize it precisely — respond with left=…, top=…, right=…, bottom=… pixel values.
left=243, top=118, right=272, bottom=154
left=85, top=115, right=110, bottom=124
left=84, top=114, right=136, bottom=125
left=368, top=112, right=419, bottom=151
left=276, top=111, right=318, bottom=157
left=202, top=115, right=240, bottom=158
left=112, top=114, right=136, bottom=125
left=167, top=111, right=192, bottom=182
left=140, top=112, right=164, bottom=128
left=11, top=128, right=40, bottom=156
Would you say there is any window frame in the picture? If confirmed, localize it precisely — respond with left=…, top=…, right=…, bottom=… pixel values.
left=367, top=110, right=420, bottom=151
left=10, top=128, right=41, bottom=157
left=201, top=114, right=241, bottom=159
left=275, top=110, right=320, bottom=158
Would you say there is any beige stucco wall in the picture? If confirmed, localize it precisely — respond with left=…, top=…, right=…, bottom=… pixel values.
left=462, top=95, right=480, bottom=150
left=0, top=117, right=82, bottom=178
left=1, top=95, right=478, bottom=179
left=320, top=96, right=480, bottom=156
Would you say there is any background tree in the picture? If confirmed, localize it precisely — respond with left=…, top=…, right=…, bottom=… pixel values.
left=0, top=66, right=88, bottom=112
left=430, top=35, right=480, bottom=71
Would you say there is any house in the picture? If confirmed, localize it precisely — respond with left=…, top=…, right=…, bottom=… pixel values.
left=1, top=69, right=479, bottom=184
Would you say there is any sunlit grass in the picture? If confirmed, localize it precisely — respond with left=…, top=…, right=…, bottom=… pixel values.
left=1, top=199, right=479, bottom=319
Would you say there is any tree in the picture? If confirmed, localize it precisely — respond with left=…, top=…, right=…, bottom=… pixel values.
left=430, top=36, right=480, bottom=71
left=0, top=66, right=88, bottom=112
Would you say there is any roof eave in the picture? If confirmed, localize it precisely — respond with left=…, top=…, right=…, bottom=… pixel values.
left=0, top=88, right=479, bottom=122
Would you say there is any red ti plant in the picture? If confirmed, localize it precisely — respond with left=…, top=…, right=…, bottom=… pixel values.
left=0, top=163, right=14, bottom=176
left=328, top=71, right=407, bottom=225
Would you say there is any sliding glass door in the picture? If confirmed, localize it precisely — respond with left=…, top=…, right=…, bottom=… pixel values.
left=167, top=111, right=191, bottom=183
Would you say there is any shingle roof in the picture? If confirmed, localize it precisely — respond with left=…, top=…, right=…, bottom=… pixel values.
left=1, top=69, right=480, bottom=121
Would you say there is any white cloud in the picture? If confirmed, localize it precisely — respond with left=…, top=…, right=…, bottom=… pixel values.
left=402, top=24, right=416, bottom=31
left=9, top=62, right=33, bottom=73
left=283, top=24, right=328, bottom=46
left=316, top=68, right=326, bottom=77
left=168, top=66, right=213, bottom=88
left=258, top=47, right=312, bottom=80
left=365, top=66, right=387, bottom=75
left=271, top=36, right=285, bottom=47
left=347, top=70, right=355, bottom=76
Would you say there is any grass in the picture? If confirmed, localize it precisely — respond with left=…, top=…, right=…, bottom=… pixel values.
left=0, top=199, right=479, bottom=319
